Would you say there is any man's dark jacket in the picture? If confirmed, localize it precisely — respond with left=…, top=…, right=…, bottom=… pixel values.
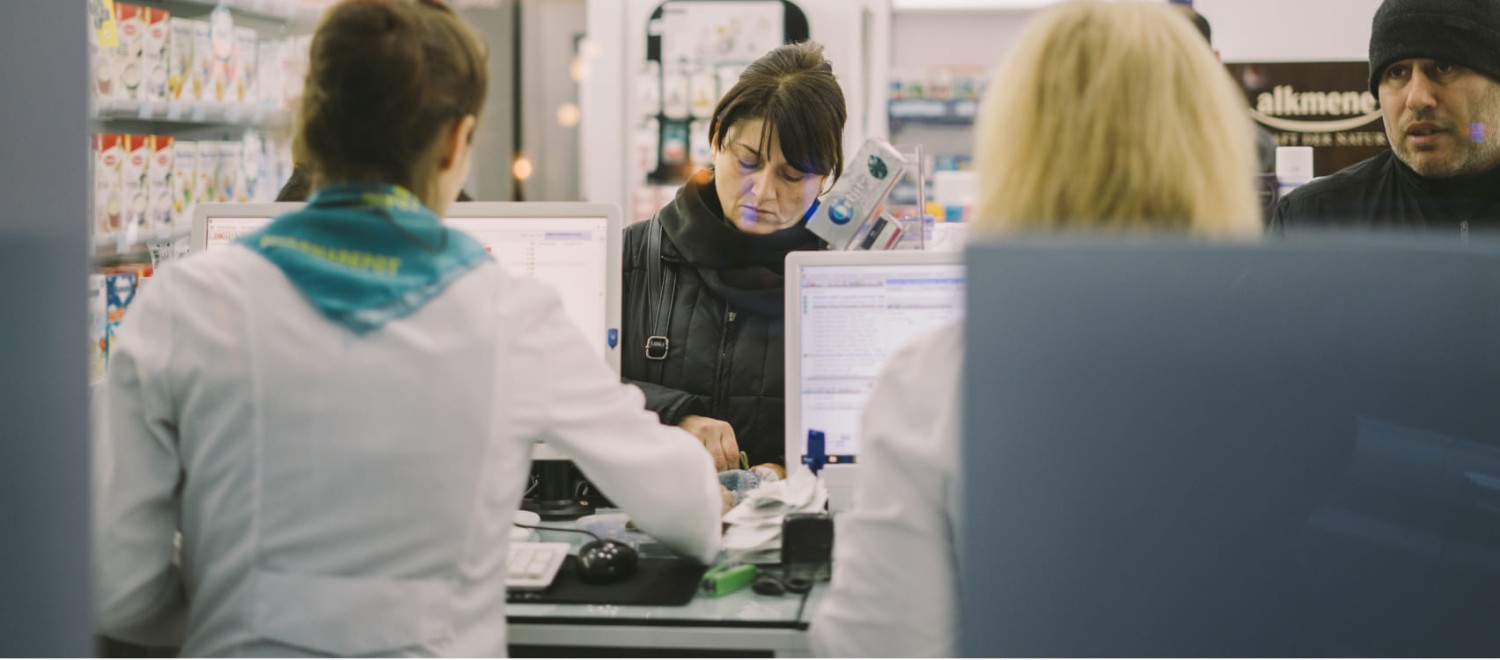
left=621, top=171, right=821, bottom=466
left=1271, top=150, right=1500, bottom=234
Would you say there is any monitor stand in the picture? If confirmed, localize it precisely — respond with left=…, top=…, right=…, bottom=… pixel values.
left=520, top=460, right=594, bottom=520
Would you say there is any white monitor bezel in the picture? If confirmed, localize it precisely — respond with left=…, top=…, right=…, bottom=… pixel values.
left=783, top=250, right=964, bottom=482
left=444, top=202, right=623, bottom=377
left=191, top=202, right=304, bottom=254
left=194, top=202, right=623, bottom=374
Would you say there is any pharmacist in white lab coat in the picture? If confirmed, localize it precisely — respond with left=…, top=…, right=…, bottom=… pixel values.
left=809, top=324, right=964, bottom=657
left=809, top=3, right=1263, bottom=656
left=93, top=2, right=720, bottom=656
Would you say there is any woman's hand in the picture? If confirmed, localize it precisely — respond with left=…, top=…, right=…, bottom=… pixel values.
left=678, top=414, right=741, bottom=472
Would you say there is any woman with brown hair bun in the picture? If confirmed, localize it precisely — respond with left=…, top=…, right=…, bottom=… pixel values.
left=94, top=1, right=722, bottom=655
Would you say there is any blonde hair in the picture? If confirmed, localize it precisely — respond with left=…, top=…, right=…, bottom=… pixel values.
left=971, top=1, right=1260, bottom=238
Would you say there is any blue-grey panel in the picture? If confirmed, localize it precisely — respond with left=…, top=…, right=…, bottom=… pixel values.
left=0, top=2, right=92, bottom=656
left=960, top=235, right=1500, bottom=657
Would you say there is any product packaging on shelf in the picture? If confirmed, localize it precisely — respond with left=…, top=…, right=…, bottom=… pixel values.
left=195, top=141, right=217, bottom=205
left=282, top=35, right=311, bottom=103
left=257, top=39, right=281, bottom=110
left=105, top=270, right=140, bottom=358
left=209, top=9, right=235, bottom=103
left=688, top=119, right=712, bottom=170
left=191, top=20, right=212, bottom=102
left=94, top=134, right=125, bottom=236
left=168, top=17, right=195, bottom=101
left=143, top=7, right=170, bottom=102
left=217, top=141, right=238, bottom=203
left=123, top=134, right=151, bottom=233
left=635, top=118, right=660, bottom=175
left=91, top=2, right=120, bottom=100
left=660, top=120, right=688, bottom=166
left=234, top=27, right=257, bottom=105
left=173, top=139, right=196, bottom=227
left=271, top=134, right=294, bottom=195
left=715, top=65, right=741, bottom=105
left=241, top=132, right=263, bottom=202
left=113, top=3, right=146, bottom=101
left=149, top=135, right=174, bottom=232
left=661, top=66, right=690, bottom=120
left=688, top=68, right=717, bottom=118
left=637, top=62, right=661, bottom=118
left=89, top=274, right=109, bottom=382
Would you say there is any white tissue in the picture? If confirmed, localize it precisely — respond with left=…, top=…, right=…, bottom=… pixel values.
left=722, top=466, right=828, bottom=563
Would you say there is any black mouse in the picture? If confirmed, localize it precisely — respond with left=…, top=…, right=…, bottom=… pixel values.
left=576, top=540, right=638, bottom=584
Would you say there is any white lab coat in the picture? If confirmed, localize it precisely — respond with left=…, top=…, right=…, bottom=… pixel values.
left=809, top=323, right=963, bottom=657
left=95, top=245, right=723, bottom=656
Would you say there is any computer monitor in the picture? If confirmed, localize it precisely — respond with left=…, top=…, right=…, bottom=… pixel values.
left=192, top=202, right=622, bottom=373
left=192, top=202, right=621, bottom=506
left=784, top=250, right=965, bottom=511
left=961, top=236, right=1500, bottom=656
left=443, top=203, right=621, bottom=374
left=192, top=202, right=300, bottom=253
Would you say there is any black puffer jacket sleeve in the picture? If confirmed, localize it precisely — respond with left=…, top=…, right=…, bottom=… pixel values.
left=623, top=378, right=700, bottom=426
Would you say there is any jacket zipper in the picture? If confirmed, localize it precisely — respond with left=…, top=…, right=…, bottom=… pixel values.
left=711, top=306, right=736, bottom=418
left=1462, top=220, right=1470, bottom=243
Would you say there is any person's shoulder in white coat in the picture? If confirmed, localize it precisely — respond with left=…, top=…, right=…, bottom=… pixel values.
left=94, top=248, right=723, bottom=655
left=810, top=322, right=963, bottom=657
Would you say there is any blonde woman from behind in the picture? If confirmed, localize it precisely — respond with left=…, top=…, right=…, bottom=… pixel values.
left=809, top=2, right=1261, bottom=656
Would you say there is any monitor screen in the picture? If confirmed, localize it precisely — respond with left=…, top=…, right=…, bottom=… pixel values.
left=204, top=215, right=277, bottom=251
left=191, top=202, right=622, bottom=374
left=785, top=251, right=964, bottom=478
left=445, top=214, right=610, bottom=365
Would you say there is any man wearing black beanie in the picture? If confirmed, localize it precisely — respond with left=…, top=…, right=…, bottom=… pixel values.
left=1271, top=0, right=1500, bottom=234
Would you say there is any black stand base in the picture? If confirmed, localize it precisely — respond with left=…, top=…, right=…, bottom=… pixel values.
left=520, top=497, right=595, bottom=520
left=520, top=460, right=595, bottom=521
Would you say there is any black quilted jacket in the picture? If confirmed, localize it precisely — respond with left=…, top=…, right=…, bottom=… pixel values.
left=621, top=171, right=822, bottom=467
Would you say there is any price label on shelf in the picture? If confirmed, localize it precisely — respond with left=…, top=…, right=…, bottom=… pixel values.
left=250, top=106, right=266, bottom=125
left=165, top=103, right=183, bottom=121
left=225, top=106, right=242, bottom=124
left=137, top=103, right=154, bottom=120
left=190, top=105, right=208, bottom=122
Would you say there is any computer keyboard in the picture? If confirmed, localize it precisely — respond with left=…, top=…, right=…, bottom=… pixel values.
left=506, top=541, right=571, bottom=591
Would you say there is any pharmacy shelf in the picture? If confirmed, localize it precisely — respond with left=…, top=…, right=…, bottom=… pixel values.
left=888, top=98, right=979, bottom=129
left=131, top=0, right=325, bottom=24
left=91, top=225, right=190, bottom=266
left=92, top=99, right=291, bottom=128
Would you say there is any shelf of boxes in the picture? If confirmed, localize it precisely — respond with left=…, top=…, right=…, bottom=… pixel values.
left=93, top=98, right=291, bottom=127
left=89, top=0, right=305, bottom=264
left=91, top=225, right=192, bottom=268
left=888, top=98, right=979, bottom=128
left=135, top=0, right=328, bottom=24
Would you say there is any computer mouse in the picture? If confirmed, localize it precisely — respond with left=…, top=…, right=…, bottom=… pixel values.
left=576, top=539, right=638, bottom=584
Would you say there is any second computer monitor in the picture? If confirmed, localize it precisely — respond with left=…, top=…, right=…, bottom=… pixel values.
left=784, top=250, right=965, bottom=510
left=191, top=201, right=623, bottom=373
left=445, top=203, right=621, bottom=372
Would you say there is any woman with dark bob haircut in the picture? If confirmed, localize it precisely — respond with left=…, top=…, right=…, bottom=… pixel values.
left=622, top=41, right=848, bottom=479
left=93, top=1, right=721, bottom=654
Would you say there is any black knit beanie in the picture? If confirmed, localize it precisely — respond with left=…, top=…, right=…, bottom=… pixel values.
left=1368, top=0, right=1500, bottom=99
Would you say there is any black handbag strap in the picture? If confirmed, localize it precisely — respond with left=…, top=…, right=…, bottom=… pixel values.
left=644, top=215, right=677, bottom=381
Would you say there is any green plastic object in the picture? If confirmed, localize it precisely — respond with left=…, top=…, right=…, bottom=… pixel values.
left=700, top=563, right=758, bottom=597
